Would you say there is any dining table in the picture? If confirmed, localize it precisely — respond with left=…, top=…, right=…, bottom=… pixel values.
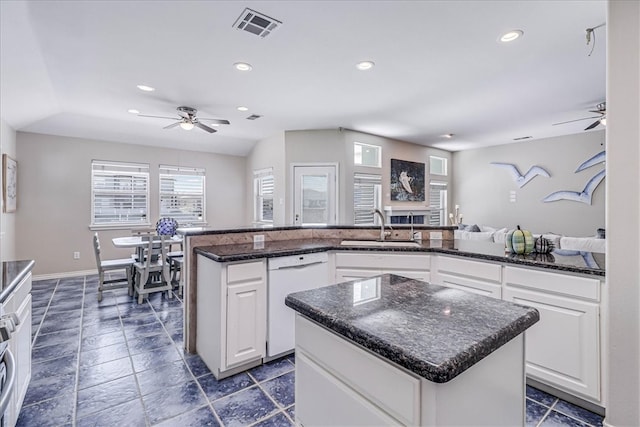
left=112, top=235, right=183, bottom=261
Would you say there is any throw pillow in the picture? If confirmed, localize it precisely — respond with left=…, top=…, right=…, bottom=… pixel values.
left=466, top=224, right=481, bottom=232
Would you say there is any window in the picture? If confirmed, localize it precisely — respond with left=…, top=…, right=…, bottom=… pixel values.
left=430, top=156, right=448, bottom=176
left=354, top=142, right=381, bottom=168
left=159, top=165, right=206, bottom=224
left=429, top=180, right=448, bottom=226
left=254, top=168, right=274, bottom=223
left=353, top=173, right=381, bottom=225
left=91, top=160, right=150, bottom=227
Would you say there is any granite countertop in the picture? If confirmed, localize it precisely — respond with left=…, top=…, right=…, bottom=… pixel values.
left=194, top=238, right=605, bottom=276
left=285, top=273, right=540, bottom=383
left=1, top=260, right=35, bottom=303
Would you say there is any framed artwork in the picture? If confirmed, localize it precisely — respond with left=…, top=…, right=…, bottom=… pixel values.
left=390, top=158, right=425, bottom=201
left=3, top=154, right=17, bottom=213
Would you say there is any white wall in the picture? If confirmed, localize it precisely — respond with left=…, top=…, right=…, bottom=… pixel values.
left=16, top=132, right=246, bottom=276
left=0, top=119, right=17, bottom=261
left=281, top=128, right=453, bottom=224
left=452, top=131, right=605, bottom=236
left=245, top=132, right=286, bottom=225
left=606, top=0, right=640, bottom=425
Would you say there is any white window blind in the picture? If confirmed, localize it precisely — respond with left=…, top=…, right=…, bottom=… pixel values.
left=254, top=168, right=274, bottom=223
left=429, top=180, right=448, bottom=226
left=91, top=160, right=150, bottom=226
left=159, top=165, right=206, bottom=224
left=354, top=173, right=381, bottom=225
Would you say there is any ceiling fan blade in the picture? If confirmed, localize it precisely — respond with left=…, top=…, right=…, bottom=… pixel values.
left=552, top=116, right=601, bottom=126
left=198, top=118, right=231, bottom=125
left=588, top=110, right=606, bottom=115
left=584, top=120, right=602, bottom=130
left=163, top=122, right=181, bottom=129
left=138, top=114, right=180, bottom=120
left=195, top=121, right=217, bottom=133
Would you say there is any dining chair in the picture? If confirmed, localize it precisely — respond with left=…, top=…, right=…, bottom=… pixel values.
left=133, top=235, right=173, bottom=304
left=93, top=233, right=135, bottom=302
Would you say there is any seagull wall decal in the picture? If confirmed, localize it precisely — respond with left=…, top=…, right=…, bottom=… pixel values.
left=542, top=169, right=606, bottom=205
left=490, top=162, right=551, bottom=188
left=575, top=150, right=606, bottom=172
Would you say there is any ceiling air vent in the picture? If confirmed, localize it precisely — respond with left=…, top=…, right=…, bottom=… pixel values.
left=233, top=8, right=281, bottom=38
left=513, top=136, right=533, bottom=141
left=246, top=114, right=262, bottom=120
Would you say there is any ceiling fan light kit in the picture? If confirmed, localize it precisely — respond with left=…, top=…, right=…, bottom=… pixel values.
left=139, top=106, right=230, bottom=134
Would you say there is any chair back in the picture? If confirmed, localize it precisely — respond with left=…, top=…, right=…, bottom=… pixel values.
left=93, top=232, right=102, bottom=270
left=141, top=235, right=172, bottom=277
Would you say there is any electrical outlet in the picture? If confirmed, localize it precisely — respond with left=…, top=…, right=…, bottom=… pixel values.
left=253, top=234, right=265, bottom=243
left=73, top=251, right=80, bottom=260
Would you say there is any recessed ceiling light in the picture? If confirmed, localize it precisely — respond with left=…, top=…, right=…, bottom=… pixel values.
left=356, top=61, right=375, bottom=71
left=234, top=62, right=253, bottom=71
left=499, top=30, right=523, bottom=43
left=237, top=106, right=249, bottom=112
left=136, top=84, right=155, bottom=92
left=442, top=133, right=455, bottom=139
left=128, top=109, right=140, bottom=114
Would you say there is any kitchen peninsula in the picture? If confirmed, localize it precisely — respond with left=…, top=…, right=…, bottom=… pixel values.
left=179, top=225, right=606, bottom=410
left=285, top=274, right=540, bottom=425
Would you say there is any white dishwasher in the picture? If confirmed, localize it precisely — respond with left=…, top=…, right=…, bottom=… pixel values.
left=267, top=252, right=329, bottom=359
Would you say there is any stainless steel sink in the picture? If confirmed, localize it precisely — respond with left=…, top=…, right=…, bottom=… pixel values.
left=340, top=239, right=421, bottom=248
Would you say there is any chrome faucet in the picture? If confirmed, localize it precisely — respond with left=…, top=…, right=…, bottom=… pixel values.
left=372, top=209, right=387, bottom=241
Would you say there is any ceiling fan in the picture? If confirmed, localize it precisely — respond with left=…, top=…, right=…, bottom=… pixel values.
left=552, top=102, right=606, bottom=131
left=139, top=106, right=230, bottom=133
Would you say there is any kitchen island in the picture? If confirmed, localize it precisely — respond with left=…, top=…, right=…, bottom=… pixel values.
left=285, top=273, right=540, bottom=426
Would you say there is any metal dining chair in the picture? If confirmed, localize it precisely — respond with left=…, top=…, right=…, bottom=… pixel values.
left=133, top=235, right=173, bottom=304
left=93, top=233, right=135, bottom=302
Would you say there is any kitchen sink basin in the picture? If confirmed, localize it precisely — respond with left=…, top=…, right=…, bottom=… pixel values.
left=340, top=239, right=421, bottom=248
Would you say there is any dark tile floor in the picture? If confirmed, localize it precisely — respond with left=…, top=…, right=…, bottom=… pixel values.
left=21, top=274, right=604, bottom=426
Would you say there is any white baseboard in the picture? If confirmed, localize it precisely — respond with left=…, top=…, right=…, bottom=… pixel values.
left=32, top=269, right=98, bottom=281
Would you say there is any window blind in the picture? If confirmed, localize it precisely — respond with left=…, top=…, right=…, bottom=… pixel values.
left=254, top=168, right=274, bottom=222
left=429, top=180, right=448, bottom=226
left=159, top=165, right=206, bottom=224
left=91, top=160, right=150, bottom=226
left=354, top=173, right=381, bottom=225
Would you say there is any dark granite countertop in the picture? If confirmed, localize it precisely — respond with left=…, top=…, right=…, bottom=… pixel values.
left=285, top=274, right=540, bottom=383
left=1, top=260, right=35, bottom=303
left=194, top=238, right=605, bottom=277
left=178, top=224, right=457, bottom=236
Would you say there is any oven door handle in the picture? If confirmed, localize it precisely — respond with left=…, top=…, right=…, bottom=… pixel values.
left=0, top=348, right=15, bottom=415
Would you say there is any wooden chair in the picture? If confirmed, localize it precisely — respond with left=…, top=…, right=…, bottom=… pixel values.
left=133, top=235, right=173, bottom=304
left=93, top=233, right=135, bottom=302
left=167, top=251, right=184, bottom=296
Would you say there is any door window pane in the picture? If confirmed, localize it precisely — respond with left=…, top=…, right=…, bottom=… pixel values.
left=302, top=175, right=328, bottom=224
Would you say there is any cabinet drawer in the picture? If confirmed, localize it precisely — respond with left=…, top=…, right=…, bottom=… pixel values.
left=505, top=266, right=600, bottom=301
left=226, top=260, right=265, bottom=284
left=437, top=256, right=502, bottom=283
left=335, top=252, right=430, bottom=271
left=296, top=315, right=420, bottom=425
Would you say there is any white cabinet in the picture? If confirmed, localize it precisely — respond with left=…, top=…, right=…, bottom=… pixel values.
left=503, top=267, right=602, bottom=402
left=3, top=272, right=32, bottom=427
left=431, top=255, right=502, bottom=299
left=334, top=252, right=430, bottom=283
left=197, top=255, right=266, bottom=379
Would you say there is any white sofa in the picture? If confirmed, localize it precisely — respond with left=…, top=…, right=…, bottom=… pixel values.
left=454, top=225, right=606, bottom=253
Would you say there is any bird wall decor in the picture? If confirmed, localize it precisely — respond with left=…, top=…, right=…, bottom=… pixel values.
left=575, top=150, right=606, bottom=172
left=490, top=162, right=551, bottom=188
left=542, top=169, right=605, bottom=205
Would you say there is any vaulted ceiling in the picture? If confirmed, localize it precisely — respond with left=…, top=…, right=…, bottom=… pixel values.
left=0, top=1, right=606, bottom=156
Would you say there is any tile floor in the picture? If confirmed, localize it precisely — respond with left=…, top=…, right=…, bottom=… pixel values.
left=20, top=274, right=604, bottom=426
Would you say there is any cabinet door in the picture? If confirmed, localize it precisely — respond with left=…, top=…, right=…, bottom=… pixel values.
left=503, top=286, right=600, bottom=401
left=226, top=280, right=266, bottom=367
left=433, top=256, right=502, bottom=299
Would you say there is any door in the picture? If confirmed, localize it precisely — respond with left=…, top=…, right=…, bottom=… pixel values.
left=226, top=281, right=266, bottom=367
left=293, top=165, right=337, bottom=225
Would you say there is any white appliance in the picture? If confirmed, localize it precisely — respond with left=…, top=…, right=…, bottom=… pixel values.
left=267, top=252, right=329, bottom=358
